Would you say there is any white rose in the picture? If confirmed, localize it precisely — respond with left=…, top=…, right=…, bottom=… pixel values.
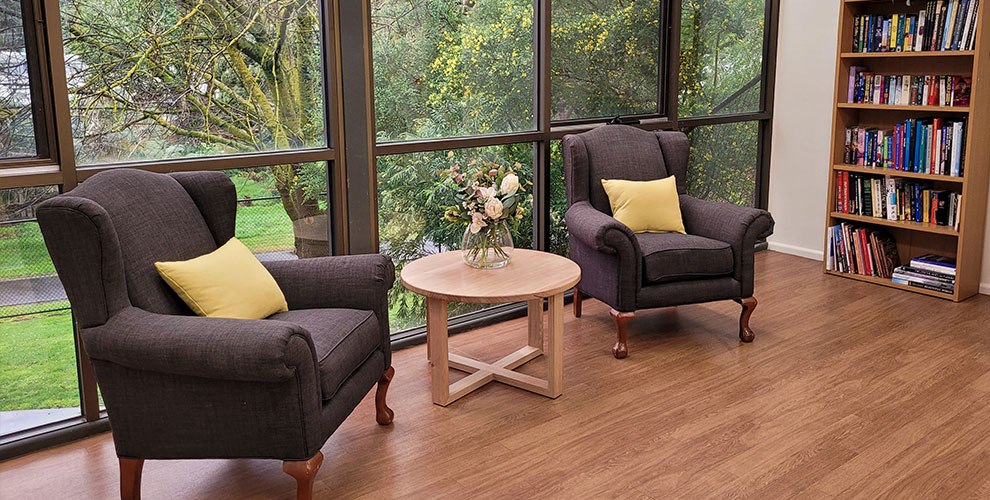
left=500, top=174, right=519, bottom=195
left=478, top=186, right=497, bottom=200
left=484, top=197, right=503, bottom=219
left=469, top=212, right=487, bottom=234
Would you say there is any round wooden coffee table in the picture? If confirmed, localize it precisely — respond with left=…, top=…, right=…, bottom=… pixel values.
left=400, top=249, right=581, bottom=406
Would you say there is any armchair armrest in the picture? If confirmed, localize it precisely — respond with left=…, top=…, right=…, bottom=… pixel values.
left=679, top=196, right=774, bottom=244
left=679, top=196, right=774, bottom=297
left=262, top=254, right=395, bottom=311
left=81, top=307, right=318, bottom=383
left=564, top=201, right=641, bottom=256
left=263, top=254, right=395, bottom=367
left=564, top=201, right=642, bottom=311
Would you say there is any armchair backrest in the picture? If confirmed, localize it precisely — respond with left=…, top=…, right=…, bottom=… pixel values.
left=562, top=125, right=691, bottom=214
left=36, top=169, right=236, bottom=328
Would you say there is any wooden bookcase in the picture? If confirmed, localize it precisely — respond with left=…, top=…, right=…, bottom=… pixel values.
left=824, top=0, right=990, bottom=301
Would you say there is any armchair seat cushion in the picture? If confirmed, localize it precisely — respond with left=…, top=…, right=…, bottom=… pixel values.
left=268, top=308, right=381, bottom=401
left=636, top=233, right=734, bottom=284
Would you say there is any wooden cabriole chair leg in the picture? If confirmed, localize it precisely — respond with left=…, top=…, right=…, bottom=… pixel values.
left=283, top=451, right=324, bottom=500
left=609, top=309, right=635, bottom=359
left=734, top=297, right=758, bottom=342
left=375, top=365, right=395, bottom=425
left=573, top=288, right=582, bottom=318
left=119, top=457, right=144, bottom=500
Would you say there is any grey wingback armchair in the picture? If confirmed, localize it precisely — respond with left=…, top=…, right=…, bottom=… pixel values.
left=564, top=125, right=774, bottom=358
left=36, top=169, right=396, bottom=500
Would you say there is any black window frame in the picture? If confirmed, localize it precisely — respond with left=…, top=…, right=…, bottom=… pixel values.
left=0, top=0, right=779, bottom=456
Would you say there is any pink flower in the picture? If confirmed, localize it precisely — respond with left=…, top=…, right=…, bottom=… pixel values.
left=454, top=173, right=464, bottom=183
left=489, top=169, right=498, bottom=177
left=469, top=212, right=487, bottom=234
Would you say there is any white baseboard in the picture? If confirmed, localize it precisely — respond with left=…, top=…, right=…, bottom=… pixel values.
left=981, top=282, right=990, bottom=296
left=767, top=241, right=824, bottom=261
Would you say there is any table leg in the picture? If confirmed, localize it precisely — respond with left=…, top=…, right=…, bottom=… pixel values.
left=527, top=299, right=544, bottom=350
left=426, top=298, right=449, bottom=405
left=546, top=293, right=564, bottom=397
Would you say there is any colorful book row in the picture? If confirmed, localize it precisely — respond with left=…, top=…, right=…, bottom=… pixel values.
left=835, top=172, right=962, bottom=229
left=826, top=223, right=899, bottom=278
left=848, top=69, right=971, bottom=107
left=842, top=118, right=967, bottom=176
left=852, top=0, right=980, bottom=53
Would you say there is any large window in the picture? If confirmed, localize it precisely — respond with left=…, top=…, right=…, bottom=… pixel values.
left=226, top=164, right=331, bottom=260
left=378, top=144, right=533, bottom=331
left=0, top=0, right=777, bottom=449
left=60, top=0, right=327, bottom=164
left=0, top=187, right=79, bottom=435
left=0, top=1, right=39, bottom=159
left=551, top=0, right=661, bottom=120
left=685, top=121, right=759, bottom=206
left=372, top=0, right=536, bottom=142
left=679, top=0, right=767, bottom=117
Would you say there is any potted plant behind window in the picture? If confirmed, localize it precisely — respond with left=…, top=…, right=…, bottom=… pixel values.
left=438, top=157, right=532, bottom=269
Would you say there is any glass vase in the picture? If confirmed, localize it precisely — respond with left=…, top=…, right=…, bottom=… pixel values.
left=461, top=220, right=514, bottom=269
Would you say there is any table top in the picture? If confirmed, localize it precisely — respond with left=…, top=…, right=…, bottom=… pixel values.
left=399, top=249, right=581, bottom=303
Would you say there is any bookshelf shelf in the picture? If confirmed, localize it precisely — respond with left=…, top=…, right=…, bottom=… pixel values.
left=832, top=164, right=966, bottom=183
left=836, top=103, right=970, bottom=112
left=840, top=50, right=976, bottom=58
left=826, top=0, right=988, bottom=302
left=830, top=212, right=960, bottom=236
left=824, top=270, right=955, bottom=299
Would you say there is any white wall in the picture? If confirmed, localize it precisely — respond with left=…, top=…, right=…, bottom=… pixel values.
left=767, top=0, right=990, bottom=295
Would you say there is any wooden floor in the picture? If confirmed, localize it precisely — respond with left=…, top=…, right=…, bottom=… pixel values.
left=3, top=251, right=990, bottom=499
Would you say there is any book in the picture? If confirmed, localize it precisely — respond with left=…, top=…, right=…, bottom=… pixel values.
left=847, top=4, right=979, bottom=53
left=855, top=0, right=982, bottom=52
left=893, top=276, right=955, bottom=294
left=841, top=119, right=967, bottom=176
left=953, top=77, right=972, bottom=106
left=836, top=172, right=963, bottom=227
left=827, top=223, right=899, bottom=278
left=848, top=68, right=968, bottom=107
left=896, top=265, right=955, bottom=282
left=964, top=0, right=980, bottom=49
left=911, top=254, right=957, bottom=275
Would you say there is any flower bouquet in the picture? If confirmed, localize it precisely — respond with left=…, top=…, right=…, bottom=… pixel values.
left=438, top=157, right=531, bottom=269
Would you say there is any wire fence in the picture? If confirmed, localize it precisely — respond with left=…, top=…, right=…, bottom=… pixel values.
left=0, top=195, right=300, bottom=320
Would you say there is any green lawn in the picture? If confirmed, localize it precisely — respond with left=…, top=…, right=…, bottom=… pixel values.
left=234, top=201, right=295, bottom=253
left=0, top=305, right=79, bottom=411
left=0, top=196, right=296, bottom=412
left=0, top=202, right=296, bottom=283
left=0, top=223, right=55, bottom=279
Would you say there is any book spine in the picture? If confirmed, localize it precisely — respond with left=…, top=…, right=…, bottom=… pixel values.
left=943, top=0, right=956, bottom=50
left=958, top=117, right=967, bottom=176
left=892, top=277, right=955, bottom=293
left=917, top=10, right=928, bottom=51
left=934, top=1, right=946, bottom=51
left=893, top=269, right=955, bottom=286
left=966, top=0, right=979, bottom=50
left=880, top=19, right=891, bottom=52
left=899, top=266, right=955, bottom=281
left=926, top=0, right=938, bottom=49
left=955, top=0, right=971, bottom=49
left=951, top=121, right=963, bottom=176
left=894, top=14, right=909, bottom=52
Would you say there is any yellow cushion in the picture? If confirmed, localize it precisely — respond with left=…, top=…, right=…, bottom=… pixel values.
left=154, top=237, right=288, bottom=319
left=600, top=176, right=686, bottom=234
